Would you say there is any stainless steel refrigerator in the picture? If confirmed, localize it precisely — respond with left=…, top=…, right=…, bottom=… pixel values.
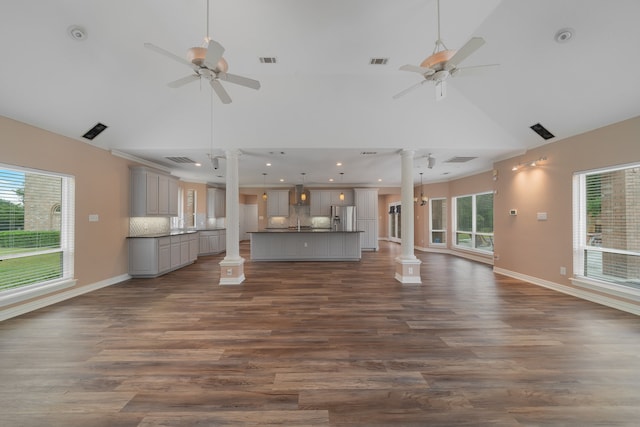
left=330, top=205, right=357, bottom=231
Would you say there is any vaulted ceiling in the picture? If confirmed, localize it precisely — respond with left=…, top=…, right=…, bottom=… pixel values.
left=2, top=0, right=639, bottom=188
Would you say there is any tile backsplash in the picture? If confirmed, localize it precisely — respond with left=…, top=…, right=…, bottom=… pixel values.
left=129, top=217, right=170, bottom=236
left=267, top=205, right=331, bottom=228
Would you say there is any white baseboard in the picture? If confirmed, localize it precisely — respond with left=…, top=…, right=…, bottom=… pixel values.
left=493, top=267, right=640, bottom=316
left=0, top=274, right=131, bottom=321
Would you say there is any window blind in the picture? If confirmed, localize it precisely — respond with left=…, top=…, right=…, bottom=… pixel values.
left=0, top=165, right=74, bottom=292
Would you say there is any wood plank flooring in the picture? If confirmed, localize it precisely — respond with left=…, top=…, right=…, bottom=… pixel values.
left=2, top=241, right=640, bottom=426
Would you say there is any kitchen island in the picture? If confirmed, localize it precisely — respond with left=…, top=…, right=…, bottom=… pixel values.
left=249, top=229, right=363, bottom=261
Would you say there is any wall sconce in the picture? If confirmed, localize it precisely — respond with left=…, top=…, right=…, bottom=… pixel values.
left=262, top=173, right=268, bottom=200
left=414, top=172, right=428, bottom=206
left=512, top=156, right=547, bottom=171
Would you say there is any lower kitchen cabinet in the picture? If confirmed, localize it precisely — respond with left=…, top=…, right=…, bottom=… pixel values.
left=198, top=229, right=226, bottom=255
left=129, top=232, right=199, bottom=278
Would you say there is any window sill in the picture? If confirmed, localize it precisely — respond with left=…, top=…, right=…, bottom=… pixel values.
left=0, top=278, right=77, bottom=308
left=570, top=276, right=640, bottom=302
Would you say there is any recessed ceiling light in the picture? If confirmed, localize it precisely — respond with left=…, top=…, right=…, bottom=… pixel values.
left=336, top=162, right=342, bottom=166
left=266, top=163, right=272, bottom=167
left=279, top=178, right=284, bottom=182
left=329, top=178, right=334, bottom=182
left=378, top=178, right=382, bottom=182
left=194, top=163, right=202, bottom=167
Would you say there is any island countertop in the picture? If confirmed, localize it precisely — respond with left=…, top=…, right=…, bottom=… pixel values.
left=250, top=228, right=363, bottom=233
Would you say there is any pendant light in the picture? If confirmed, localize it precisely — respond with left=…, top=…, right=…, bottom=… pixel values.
left=300, top=173, right=307, bottom=202
left=418, top=172, right=428, bottom=206
left=262, top=173, right=268, bottom=201
left=339, top=172, right=345, bottom=201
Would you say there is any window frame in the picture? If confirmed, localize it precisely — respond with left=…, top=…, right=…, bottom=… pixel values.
left=453, top=191, right=494, bottom=254
left=572, top=162, right=640, bottom=296
left=0, top=163, right=75, bottom=307
left=429, top=197, right=447, bottom=246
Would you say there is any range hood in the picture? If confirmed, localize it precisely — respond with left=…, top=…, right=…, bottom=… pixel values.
left=294, top=184, right=310, bottom=206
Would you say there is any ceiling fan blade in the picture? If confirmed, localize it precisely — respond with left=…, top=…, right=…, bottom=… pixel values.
left=204, top=40, right=225, bottom=70
left=167, top=74, right=200, bottom=88
left=144, top=42, right=195, bottom=69
left=399, top=64, right=435, bottom=76
left=210, top=79, right=232, bottom=104
left=446, top=37, right=486, bottom=69
left=392, top=80, right=427, bottom=100
left=451, top=63, right=499, bottom=77
left=219, top=73, right=261, bottom=90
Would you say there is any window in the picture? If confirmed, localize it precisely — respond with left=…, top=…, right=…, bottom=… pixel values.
left=388, top=202, right=401, bottom=242
left=453, top=192, right=493, bottom=252
left=573, top=164, right=640, bottom=291
left=430, top=198, right=447, bottom=245
left=0, top=164, right=74, bottom=300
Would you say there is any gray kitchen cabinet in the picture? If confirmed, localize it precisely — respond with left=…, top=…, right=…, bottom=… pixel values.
left=130, top=166, right=179, bottom=217
left=207, top=187, right=226, bottom=218
left=354, top=188, right=379, bottom=251
left=198, top=229, right=226, bottom=255
left=266, top=190, right=289, bottom=217
left=310, top=190, right=332, bottom=216
left=129, top=233, right=198, bottom=278
left=330, top=189, right=353, bottom=206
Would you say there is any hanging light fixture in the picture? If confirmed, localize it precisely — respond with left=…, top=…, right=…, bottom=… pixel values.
left=339, top=172, right=345, bottom=201
left=262, top=173, right=268, bottom=200
left=300, top=173, right=307, bottom=202
left=415, top=172, right=428, bottom=206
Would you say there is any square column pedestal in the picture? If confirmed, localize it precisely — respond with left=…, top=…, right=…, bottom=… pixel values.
left=219, top=257, right=246, bottom=285
left=395, top=257, right=422, bottom=284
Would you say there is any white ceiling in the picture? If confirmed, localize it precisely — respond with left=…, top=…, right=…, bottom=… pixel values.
left=2, top=0, right=639, bottom=189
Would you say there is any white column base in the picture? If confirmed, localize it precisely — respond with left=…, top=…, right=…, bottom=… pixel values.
left=219, top=257, right=245, bottom=285
left=394, top=256, right=422, bottom=284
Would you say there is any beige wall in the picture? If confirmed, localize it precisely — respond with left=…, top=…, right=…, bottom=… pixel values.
left=2, top=116, right=133, bottom=295
left=493, top=115, right=640, bottom=288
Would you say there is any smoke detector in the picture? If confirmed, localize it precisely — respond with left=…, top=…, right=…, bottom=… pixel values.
left=554, top=28, right=574, bottom=44
left=67, top=25, right=87, bottom=41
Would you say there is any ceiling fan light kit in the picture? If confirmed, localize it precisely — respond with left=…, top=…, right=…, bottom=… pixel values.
left=394, top=0, right=497, bottom=101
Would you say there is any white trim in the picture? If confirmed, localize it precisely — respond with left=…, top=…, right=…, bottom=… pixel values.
left=395, top=272, right=422, bottom=284
left=219, top=274, right=246, bottom=285
left=110, top=150, right=172, bottom=173
left=494, top=267, right=640, bottom=316
left=0, top=274, right=130, bottom=321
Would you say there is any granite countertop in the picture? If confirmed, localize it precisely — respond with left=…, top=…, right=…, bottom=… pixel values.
left=250, top=229, right=363, bottom=233
left=128, top=228, right=225, bottom=238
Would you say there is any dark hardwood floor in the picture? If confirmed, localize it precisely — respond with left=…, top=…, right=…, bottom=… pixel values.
left=2, top=241, right=640, bottom=426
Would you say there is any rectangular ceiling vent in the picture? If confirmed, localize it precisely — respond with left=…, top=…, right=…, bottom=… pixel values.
left=370, top=58, right=388, bottom=65
left=82, top=122, right=108, bottom=140
left=165, top=156, right=195, bottom=164
left=445, top=156, right=477, bottom=163
left=259, top=57, right=277, bottom=64
left=530, top=122, right=555, bottom=140
left=360, top=151, right=378, bottom=155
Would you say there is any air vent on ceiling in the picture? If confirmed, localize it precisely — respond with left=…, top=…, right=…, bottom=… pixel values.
left=370, top=58, right=388, bottom=65
left=82, top=122, right=108, bottom=140
left=360, top=151, right=378, bottom=155
left=259, top=57, right=277, bottom=64
left=445, top=156, right=477, bottom=163
left=530, top=122, right=555, bottom=140
left=165, top=156, right=196, bottom=164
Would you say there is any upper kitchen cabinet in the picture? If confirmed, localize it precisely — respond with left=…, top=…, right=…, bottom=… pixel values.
left=310, top=190, right=353, bottom=216
left=207, top=187, right=226, bottom=218
left=266, top=190, right=290, bottom=217
left=330, top=189, right=353, bottom=206
left=130, top=166, right=179, bottom=217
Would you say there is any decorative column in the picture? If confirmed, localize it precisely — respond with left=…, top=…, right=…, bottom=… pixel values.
left=219, top=149, right=245, bottom=285
left=395, top=149, right=422, bottom=284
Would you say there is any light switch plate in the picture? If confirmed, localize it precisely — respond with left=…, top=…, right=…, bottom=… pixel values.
left=537, top=212, right=548, bottom=221
left=89, top=214, right=99, bottom=222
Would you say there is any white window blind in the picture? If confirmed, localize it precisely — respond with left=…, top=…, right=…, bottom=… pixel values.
left=0, top=164, right=74, bottom=293
left=574, top=164, right=640, bottom=289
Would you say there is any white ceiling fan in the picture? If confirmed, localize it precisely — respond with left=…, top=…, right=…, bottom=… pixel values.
left=394, top=0, right=497, bottom=101
left=144, top=0, right=260, bottom=104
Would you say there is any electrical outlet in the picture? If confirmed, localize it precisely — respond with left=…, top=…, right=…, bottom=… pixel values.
left=560, top=266, right=566, bottom=276
left=226, top=268, right=233, bottom=276
left=408, top=267, right=413, bottom=274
